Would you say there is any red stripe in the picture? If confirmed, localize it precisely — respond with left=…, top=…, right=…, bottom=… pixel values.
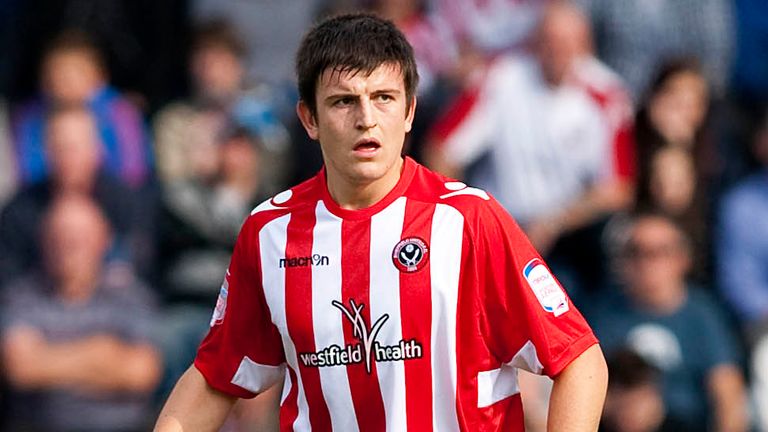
left=340, top=219, right=386, bottom=431
left=428, top=86, right=481, bottom=145
left=284, top=206, right=332, bottom=430
left=279, top=366, right=300, bottom=430
left=400, top=200, right=435, bottom=430
left=614, top=121, right=637, bottom=180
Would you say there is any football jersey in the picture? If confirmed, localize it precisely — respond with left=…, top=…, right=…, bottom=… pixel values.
left=195, top=157, right=598, bottom=431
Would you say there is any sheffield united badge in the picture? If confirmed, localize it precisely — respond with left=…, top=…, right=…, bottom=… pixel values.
left=392, top=237, right=429, bottom=273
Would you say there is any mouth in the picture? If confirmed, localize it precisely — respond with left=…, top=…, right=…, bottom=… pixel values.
left=353, top=138, right=381, bottom=157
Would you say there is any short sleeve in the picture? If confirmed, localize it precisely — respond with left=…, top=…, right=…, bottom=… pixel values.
left=194, top=216, right=286, bottom=399
left=473, top=199, right=598, bottom=377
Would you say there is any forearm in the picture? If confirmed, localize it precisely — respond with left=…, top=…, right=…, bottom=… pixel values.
left=547, top=344, right=608, bottom=432
left=708, top=364, right=749, bottom=432
left=155, top=365, right=237, bottom=432
left=4, top=331, right=161, bottom=392
left=554, top=180, right=633, bottom=234
left=73, top=343, right=162, bottom=392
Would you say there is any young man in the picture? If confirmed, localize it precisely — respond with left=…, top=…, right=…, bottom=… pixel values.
left=155, top=13, right=607, bottom=431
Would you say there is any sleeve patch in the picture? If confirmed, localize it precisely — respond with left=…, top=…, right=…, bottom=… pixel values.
left=523, top=259, right=569, bottom=317
left=210, top=273, right=230, bottom=327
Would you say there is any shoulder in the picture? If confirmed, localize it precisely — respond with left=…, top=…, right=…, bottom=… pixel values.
left=723, top=174, right=768, bottom=206
left=245, top=174, right=322, bottom=230
left=1, top=274, right=48, bottom=306
left=406, top=162, right=516, bottom=234
left=1, top=183, right=49, bottom=218
left=476, top=55, right=536, bottom=93
left=685, top=287, right=729, bottom=319
left=573, top=57, right=628, bottom=94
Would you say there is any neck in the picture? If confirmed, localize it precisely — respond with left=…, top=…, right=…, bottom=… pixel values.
left=326, top=158, right=404, bottom=210
left=56, top=273, right=98, bottom=305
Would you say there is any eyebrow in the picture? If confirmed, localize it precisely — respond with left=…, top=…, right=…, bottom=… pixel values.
left=324, top=87, right=403, bottom=100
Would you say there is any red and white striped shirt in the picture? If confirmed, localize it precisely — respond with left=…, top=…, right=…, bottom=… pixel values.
left=195, top=157, right=598, bottom=431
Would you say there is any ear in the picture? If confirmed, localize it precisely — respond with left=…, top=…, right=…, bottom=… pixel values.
left=404, top=96, right=417, bottom=133
left=296, top=100, right=319, bottom=140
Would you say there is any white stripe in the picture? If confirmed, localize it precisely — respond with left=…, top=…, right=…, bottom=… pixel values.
left=477, top=366, right=519, bottom=408
left=430, top=204, right=464, bottom=431
left=508, top=340, right=544, bottom=374
left=260, top=214, right=310, bottom=431
left=476, top=340, right=543, bottom=408
left=231, top=356, right=286, bottom=393
left=370, top=197, right=408, bottom=432
left=280, top=366, right=292, bottom=405
left=312, top=201, right=359, bottom=431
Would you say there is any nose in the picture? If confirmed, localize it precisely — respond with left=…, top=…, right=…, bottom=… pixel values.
left=355, top=98, right=377, bottom=130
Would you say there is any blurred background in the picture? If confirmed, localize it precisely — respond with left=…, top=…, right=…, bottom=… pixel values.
left=0, top=0, right=766, bottom=430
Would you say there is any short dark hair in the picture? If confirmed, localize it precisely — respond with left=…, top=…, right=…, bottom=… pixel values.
left=618, top=210, right=691, bottom=259
left=43, top=29, right=105, bottom=72
left=192, top=18, right=247, bottom=59
left=295, top=13, right=419, bottom=116
left=606, top=349, right=660, bottom=390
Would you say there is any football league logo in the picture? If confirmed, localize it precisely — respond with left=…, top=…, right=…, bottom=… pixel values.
left=392, top=237, right=429, bottom=273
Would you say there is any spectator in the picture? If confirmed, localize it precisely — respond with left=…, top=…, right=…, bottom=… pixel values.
left=155, top=125, right=267, bottom=397
left=191, top=0, right=323, bottom=89
left=0, top=104, right=146, bottom=288
left=635, top=60, right=711, bottom=158
left=426, top=1, right=631, bottom=297
left=576, top=0, right=733, bottom=100
left=717, top=111, right=768, bottom=330
left=153, top=19, right=288, bottom=196
left=589, top=212, right=749, bottom=431
left=0, top=194, right=161, bottom=432
left=11, top=29, right=151, bottom=188
left=159, top=125, right=266, bottom=304
left=634, top=60, right=713, bottom=282
left=601, top=349, right=685, bottom=432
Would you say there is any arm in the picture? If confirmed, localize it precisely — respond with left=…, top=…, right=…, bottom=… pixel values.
left=547, top=344, right=608, bottom=432
left=155, top=365, right=238, bottom=432
left=707, top=364, right=749, bottom=432
left=2, top=326, right=161, bottom=393
left=525, top=178, right=633, bottom=254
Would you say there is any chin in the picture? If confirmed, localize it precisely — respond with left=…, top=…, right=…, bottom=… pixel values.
left=349, top=164, right=388, bottom=183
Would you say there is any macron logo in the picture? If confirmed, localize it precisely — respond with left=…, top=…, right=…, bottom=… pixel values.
left=279, top=254, right=330, bottom=268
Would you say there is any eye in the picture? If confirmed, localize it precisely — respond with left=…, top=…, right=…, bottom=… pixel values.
left=334, top=96, right=355, bottom=107
left=375, top=93, right=394, bottom=103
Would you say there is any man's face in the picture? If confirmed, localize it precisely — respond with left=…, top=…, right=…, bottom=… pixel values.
left=535, top=6, right=588, bottom=86
left=42, top=50, right=104, bottom=104
left=621, top=217, right=690, bottom=308
left=46, top=110, right=102, bottom=190
left=191, top=46, right=244, bottom=101
left=44, top=197, right=110, bottom=296
left=297, top=63, right=416, bottom=191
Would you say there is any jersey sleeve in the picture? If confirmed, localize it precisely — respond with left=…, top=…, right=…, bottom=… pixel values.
left=473, top=198, right=598, bottom=377
left=194, top=215, right=286, bottom=399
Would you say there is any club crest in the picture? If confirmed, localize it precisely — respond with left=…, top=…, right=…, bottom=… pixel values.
left=392, top=237, right=429, bottom=273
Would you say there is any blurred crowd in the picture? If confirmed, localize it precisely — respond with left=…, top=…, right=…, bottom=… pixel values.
left=0, top=0, right=767, bottom=430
